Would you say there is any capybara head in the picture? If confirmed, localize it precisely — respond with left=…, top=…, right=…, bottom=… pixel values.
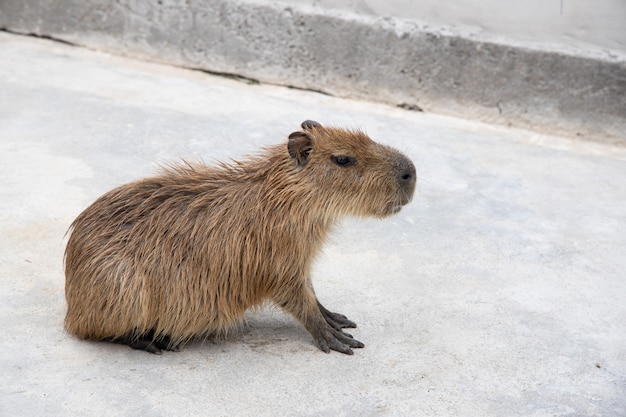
left=287, top=120, right=416, bottom=218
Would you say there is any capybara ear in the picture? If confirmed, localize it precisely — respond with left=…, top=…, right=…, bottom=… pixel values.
left=301, top=120, right=322, bottom=130
left=288, top=131, right=313, bottom=167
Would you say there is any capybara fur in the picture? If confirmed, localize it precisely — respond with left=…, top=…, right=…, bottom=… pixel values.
left=64, top=120, right=416, bottom=354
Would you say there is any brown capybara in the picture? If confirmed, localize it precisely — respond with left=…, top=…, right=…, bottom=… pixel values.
left=64, top=120, right=416, bottom=354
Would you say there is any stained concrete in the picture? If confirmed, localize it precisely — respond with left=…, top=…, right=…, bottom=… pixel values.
left=1, top=33, right=625, bottom=416
left=1, top=0, right=625, bottom=144
left=271, top=0, right=626, bottom=57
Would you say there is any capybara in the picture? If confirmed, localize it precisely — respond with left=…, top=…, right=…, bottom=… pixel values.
left=64, top=120, right=416, bottom=354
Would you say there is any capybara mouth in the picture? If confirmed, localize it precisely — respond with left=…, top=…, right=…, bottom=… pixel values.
left=400, top=188, right=415, bottom=206
left=388, top=190, right=414, bottom=215
left=388, top=199, right=409, bottom=215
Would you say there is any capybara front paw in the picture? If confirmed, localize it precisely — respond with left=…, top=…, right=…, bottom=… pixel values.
left=317, top=301, right=357, bottom=330
left=314, top=326, right=364, bottom=355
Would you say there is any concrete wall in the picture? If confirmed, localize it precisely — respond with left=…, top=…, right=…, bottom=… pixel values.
left=0, top=0, right=624, bottom=143
left=276, top=0, right=626, bottom=59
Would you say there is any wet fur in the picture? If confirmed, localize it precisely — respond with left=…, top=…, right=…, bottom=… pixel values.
left=64, top=123, right=415, bottom=352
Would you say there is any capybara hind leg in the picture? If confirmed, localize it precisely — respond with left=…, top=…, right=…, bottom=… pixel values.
left=106, top=331, right=180, bottom=355
left=152, top=334, right=181, bottom=352
left=317, top=300, right=357, bottom=330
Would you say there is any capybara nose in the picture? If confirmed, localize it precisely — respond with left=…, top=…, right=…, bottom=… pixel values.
left=397, top=155, right=417, bottom=190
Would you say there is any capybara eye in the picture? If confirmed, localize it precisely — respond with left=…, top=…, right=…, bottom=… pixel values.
left=331, top=155, right=355, bottom=167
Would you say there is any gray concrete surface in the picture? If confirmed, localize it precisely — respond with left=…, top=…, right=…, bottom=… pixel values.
left=263, top=0, right=626, bottom=58
left=1, top=0, right=625, bottom=144
left=1, top=32, right=626, bottom=416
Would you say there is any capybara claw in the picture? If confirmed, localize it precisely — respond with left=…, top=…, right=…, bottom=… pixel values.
left=314, top=326, right=364, bottom=355
left=106, top=331, right=180, bottom=354
left=143, top=343, right=163, bottom=355
left=318, top=301, right=357, bottom=330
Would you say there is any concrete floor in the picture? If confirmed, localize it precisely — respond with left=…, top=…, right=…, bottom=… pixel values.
left=0, top=32, right=625, bottom=416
